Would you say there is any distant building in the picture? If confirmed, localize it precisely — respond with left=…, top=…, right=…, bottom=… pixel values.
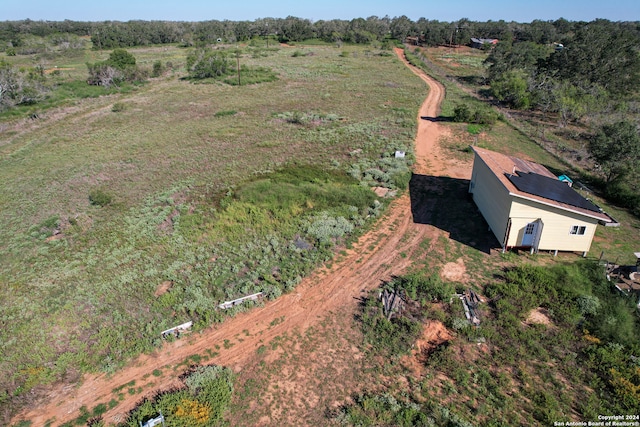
left=469, top=147, right=614, bottom=255
left=405, top=36, right=420, bottom=45
left=405, top=35, right=427, bottom=46
left=470, top=38, right=498, bottom=49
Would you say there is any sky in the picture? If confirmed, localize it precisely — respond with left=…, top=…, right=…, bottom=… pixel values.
left=3, top=0, right=639, bottom=23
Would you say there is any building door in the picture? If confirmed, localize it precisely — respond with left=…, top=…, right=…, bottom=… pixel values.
left=521, top=222, right=538, bottom=246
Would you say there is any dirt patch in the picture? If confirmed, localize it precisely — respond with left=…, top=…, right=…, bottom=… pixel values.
left=373, top=186, right=390, bottom=197
left=524, top=307, right=554, bottom=327
left=441, top=257, right=468, bottom=282
left=403, top=320, right=454, bottom=376
left=154, top=280, right=173, bottom=297
left=415, top=320, right=453, bottom=357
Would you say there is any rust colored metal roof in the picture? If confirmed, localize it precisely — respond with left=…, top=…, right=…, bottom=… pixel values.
left=472, top=146, right=612, bottom=222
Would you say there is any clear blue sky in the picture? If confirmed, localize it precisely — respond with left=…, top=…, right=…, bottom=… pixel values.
left=3, top=0, right=639, bottom=23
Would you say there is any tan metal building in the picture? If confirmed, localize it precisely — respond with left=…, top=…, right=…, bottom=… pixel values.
left=469, top=147, right=613, bottom=255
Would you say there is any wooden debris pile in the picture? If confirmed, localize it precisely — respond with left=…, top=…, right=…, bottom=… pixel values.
left=380, top=287, right=406, bottom=320
left=459, top=289, right=482, bottom=326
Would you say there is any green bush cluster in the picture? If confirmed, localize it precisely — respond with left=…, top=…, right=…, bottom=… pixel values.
left=348, top=151, right=413, bottom=190
left=111, top=102, right=127, bottom=112
left=86, top=48, right=147, bottom=87
left=151, top=60, right=165, bottom=77
left=453, top=103, right=500, bottom=126
left=276, top=110, right=341, bottom=125
left=336, top=393, right=474, bottom=427
left=306, top=212, right=354, bottom=244
left=28, top=215, right=60, bottom=239
left=123, top=364, right=234, bottom=427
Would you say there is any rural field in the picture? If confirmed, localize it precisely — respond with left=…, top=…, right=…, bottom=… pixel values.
left=3, top=38, right=640, bottom=427
left=2, top=41, right=424, bottom=424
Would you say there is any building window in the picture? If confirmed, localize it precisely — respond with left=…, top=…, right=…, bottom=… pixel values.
left=525, top=223, right=536, bottom=234
left=570, top=225, right=586, bottom=235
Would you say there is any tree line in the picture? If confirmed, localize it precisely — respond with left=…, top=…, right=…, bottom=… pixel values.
left=2, top=17, right=639, bottom=51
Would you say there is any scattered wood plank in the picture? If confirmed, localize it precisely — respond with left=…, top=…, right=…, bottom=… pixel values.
left=141, top=411, right=165, bottom=427
left=380, top=288, right=405, bottom=320
left=460, top=289, right=481, bottom=326
left=161, top=321, right=193, bottom=339
left=218, top=292, right=263, bottom=310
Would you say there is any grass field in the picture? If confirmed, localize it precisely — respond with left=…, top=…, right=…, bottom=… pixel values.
left=3, top=40, right=640, bottom=426
left=0, top=42, right=424, bottom=418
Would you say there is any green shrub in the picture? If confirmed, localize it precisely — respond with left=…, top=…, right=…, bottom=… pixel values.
left=577, top=294, right=601, bottom=316
left=111, top=102, right=127, bottom=112
left=472, top=108, right=499, bottom=126
left=306, top=212, right=354, bottom=244
left=108, top=49, right=136, bottom=69
left=187, top=48, right=231, bottom=79
left=151, top=60, right=164, bottom=77
left=214, top=110, right=236, bottom=117
left=453, top=104, right=471, bottom=122
left=467, top=124, right=483, bottom=135
left=360, top=289, right=422, bottom=357
left=89, top=188, right=113, bottom=207
left=396, top=272, right=453, bottom=302
left=390, top=169, right=412, bottom=189
left=184, top=365, right=234, bottom=415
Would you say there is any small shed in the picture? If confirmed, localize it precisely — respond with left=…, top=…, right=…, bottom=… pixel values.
left=468, top=147, right=615, bottom=255
left=470, top=38, right=498, bottom=49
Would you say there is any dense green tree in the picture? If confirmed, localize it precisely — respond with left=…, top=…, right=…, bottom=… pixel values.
left=475, top=19, right=512, bottom=40
left=541, top=20, right=640, bottom=95
left=365, top=15, right=390, bottom=40
left=389, top=15, right=414, bottom=40
left=279, top=16, right=314, bottom=42
left=516, top=19, right=558, bottom=44
left=589, top=121, right=640, bottom=183
left=233, top=20, right=252, bottom=41
left=490, top=70, right=532, bottom=109
left=108, top=48, right=136, bottom=69
left=485, top=40, right=551, bottom=81
left=415, top=19, right=449, bottom=46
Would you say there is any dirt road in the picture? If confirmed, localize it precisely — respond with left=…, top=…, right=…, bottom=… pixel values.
left=14, top=48, right=470, bottom=427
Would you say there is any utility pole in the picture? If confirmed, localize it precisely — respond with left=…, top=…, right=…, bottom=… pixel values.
left=236, top=48, right=241, bottom=86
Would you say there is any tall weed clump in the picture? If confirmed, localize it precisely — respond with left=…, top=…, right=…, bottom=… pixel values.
left=124, top=364, right=234, bottom=427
